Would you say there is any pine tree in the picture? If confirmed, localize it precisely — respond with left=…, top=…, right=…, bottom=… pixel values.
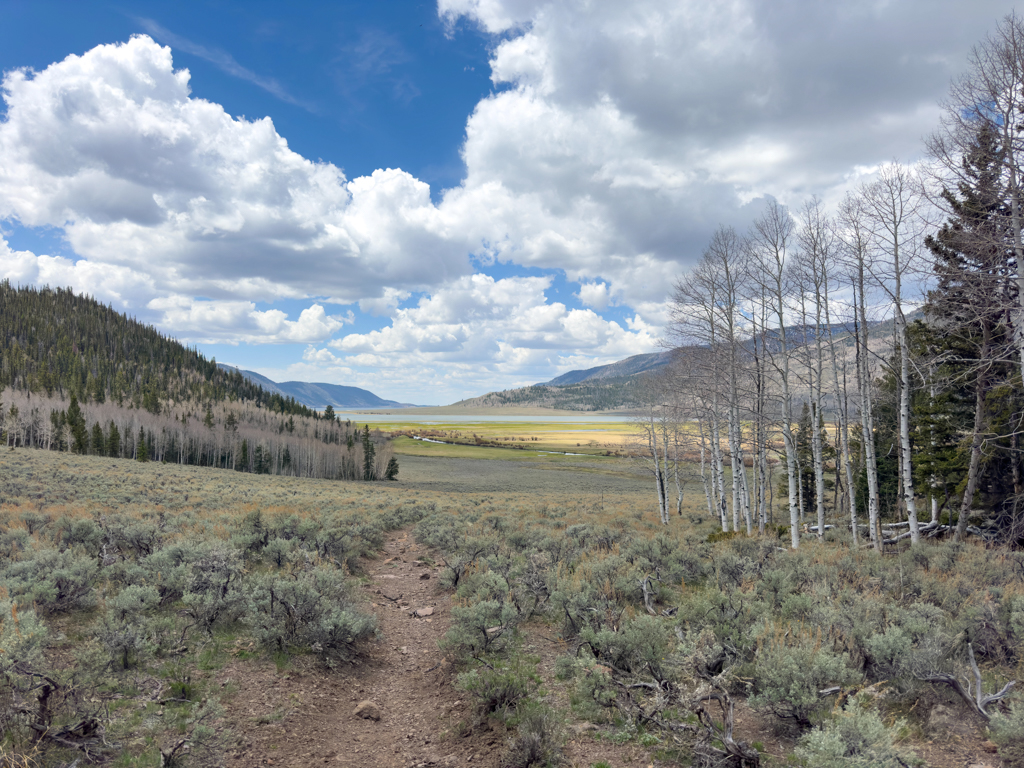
left=136, top=426, right=148, bottom=462
left=385, top=456, right=399, bottom=481
left=107, top=420, right=121, bottom=458
left=924, top=122, right=1021, bottom=538
left=362, top=425, right=376, bottom=481
left=66, top=394, right=87, bottom=453
left=91, top=422, right=105, bottom=456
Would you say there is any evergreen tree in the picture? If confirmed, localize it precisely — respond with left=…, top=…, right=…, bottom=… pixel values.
left=239, top=439, right=249, bottom=472
left=924, top=122, right=1021, bottom=536
left=136, top=426, right=148, bottom=462
left=107, top=420, right=121, bottom=458
left=91, top=422, right=105, bottom=456
left=362, top=425, right=376, bottom=481
left=66, top=394, right=87, bottom=454
left=385, top=455, right=399, bottom=481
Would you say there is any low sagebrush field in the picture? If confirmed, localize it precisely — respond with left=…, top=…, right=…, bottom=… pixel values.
left=2, top=446, right=1024, bottom=768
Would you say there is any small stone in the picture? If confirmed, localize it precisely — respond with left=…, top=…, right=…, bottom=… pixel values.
left=982, top=741, right=999, bottom=753
left=414, top=607, right=434, bottom=617
left=354, top=700, right=382, bottom=720
left=420, top=572, right=430, bottom=580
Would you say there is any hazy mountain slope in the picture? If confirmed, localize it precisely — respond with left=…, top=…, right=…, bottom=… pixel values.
left=544, top=351, right=673, bottom=385
left=218, top=365, right=411, bottom=410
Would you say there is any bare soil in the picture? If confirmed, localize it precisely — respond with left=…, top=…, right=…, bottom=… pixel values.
left=218, top=529, right=657, bottom=768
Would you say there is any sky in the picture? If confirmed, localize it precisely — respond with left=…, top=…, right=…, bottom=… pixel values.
left=0, top=0, right=1018, bottom=404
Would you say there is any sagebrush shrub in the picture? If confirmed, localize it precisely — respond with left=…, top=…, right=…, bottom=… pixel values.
left=2, top=547, right=97, bottom=613
left=0, top=599, right=48, bottom=677
left=990, top=697, right=1024, bottom=767
left=245, top=567, right=376, bottom=663
left=794, top=696, right=918, bottom=768
left=578, top=614, right=674, bottom=681
left=499, top=700, right=564, bottom=768
left=750, top=628, right=861, bottom=728
left=457, top=652, right=541, bottom=721
left=181, top=544, right=245, bottom=633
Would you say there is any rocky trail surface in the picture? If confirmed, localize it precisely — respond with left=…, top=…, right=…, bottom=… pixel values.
left=217, top=529, right=658, bottom=768
left=220, top=529, right=500, bottom=767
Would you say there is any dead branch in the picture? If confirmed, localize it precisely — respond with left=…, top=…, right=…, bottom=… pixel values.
left=921, top=643, right=1017, bottom=721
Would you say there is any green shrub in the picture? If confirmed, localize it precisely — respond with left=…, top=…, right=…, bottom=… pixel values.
left=53, top=514, right=102, bottom=555
left=245, top=567, right=376, bottom=664
left=2, top=547, right=97, bottom=613
left=181, top=544, right=245, bottom=633
left=457, top=652, right=541, bottom=721
left=578, top=614, right=673, bottom=681
left=749, top=628, right=861, bottom=728
left=569, top=660, right=619, bottom=722
left=794, top=696, right=918, bottom=767
left=990, top=697, right=1024, bottom=767
left=0, top=599, right=48, bottom=677
left=500, top=700, right=564, bottom=768
left=262, top=537, right=294, bottom=568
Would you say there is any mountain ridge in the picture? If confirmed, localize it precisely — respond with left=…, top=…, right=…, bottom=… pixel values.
left=217, top=365, right=416, bottom=410
left=542, top=351, right=673, bottom=386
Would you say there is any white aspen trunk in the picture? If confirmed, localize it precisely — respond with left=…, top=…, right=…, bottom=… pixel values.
left=697, top=416, right=716, bottom=520
left=728, top=405, right=741, bottom=533
left=649, top=409, right=667, bottom=524
left=672, top=426, right=684, bottom=517
left=897, top=316, right=920, bottom=544
left=811, top=315, right=826, bottom=542
left=855, top=251, right=881, bottom=550
left=660, top=418, right=673, bottom=525
left=824, top=286, right=858, bottom=547
left=710, top=398, right=728, bottom=532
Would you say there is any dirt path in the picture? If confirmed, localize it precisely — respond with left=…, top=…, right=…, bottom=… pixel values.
left=220, top=529, right=502, bottom=768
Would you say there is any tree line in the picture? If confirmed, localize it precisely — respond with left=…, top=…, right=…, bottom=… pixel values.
left=0, top=284, right=399, bottom=481
left=643, top=15, right=1024, bottom=547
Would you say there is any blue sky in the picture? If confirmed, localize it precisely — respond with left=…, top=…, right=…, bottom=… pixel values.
left=0, top=0, right=1018, bottom=403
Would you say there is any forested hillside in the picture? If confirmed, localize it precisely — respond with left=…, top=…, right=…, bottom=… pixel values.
left=0, top=282, right=310, bottom=416
left=0, top=282, right=397, bottom=481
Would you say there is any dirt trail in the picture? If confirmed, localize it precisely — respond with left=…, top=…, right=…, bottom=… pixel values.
left=220, top=529, right=502, bottom=768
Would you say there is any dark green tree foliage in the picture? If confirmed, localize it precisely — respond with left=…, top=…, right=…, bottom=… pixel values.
left=362, top=425, right=376, bottom=481
left=106, top=420, right=120, bottom=458
left=136, top=426, right=148, bottom=462
left=0, top=282, right=311, bottom=416
left=65, top=393, right=87, bottom=453
left=91, top=422, right=105, bottom=456
left=922, top=122, right=1023, bottom=532
left=385, top=456, right=399, bottom=481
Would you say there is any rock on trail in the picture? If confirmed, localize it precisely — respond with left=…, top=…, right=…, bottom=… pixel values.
left=219, top=530, right=502, bottom=768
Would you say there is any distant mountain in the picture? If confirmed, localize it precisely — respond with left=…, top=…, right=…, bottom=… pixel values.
left=450, top=353, right=672, bottom=412
left=544, top=351, right=673, bottom=386
left=217, top=365, right=413, bottom=410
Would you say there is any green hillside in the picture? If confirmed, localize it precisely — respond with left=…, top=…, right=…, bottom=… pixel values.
left=0, top=281, right=309, bottom=416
